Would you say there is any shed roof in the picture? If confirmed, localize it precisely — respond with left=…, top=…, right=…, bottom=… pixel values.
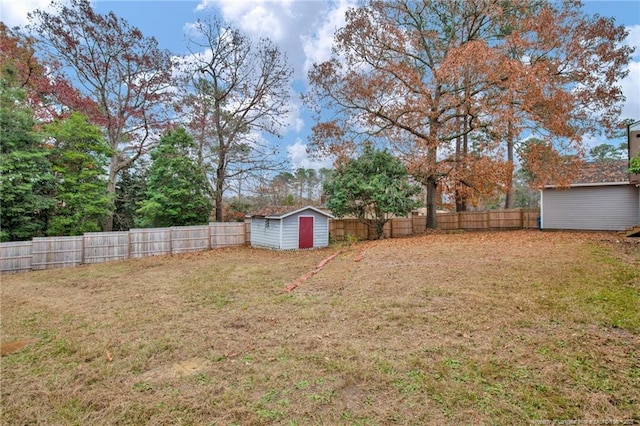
left=249, top=205, right=334, bottom=219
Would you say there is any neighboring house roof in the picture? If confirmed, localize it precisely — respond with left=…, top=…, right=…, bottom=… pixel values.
left=249, top=205, right=335, bottom=219
left=573, top=160, right=630, bottom=184
left=545, top=160, right=631, bottom=188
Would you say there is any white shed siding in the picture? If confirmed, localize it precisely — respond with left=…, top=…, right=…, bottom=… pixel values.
left=313, top=214, right=330, bottom=247
left=249, top=206, right=333, bottom=249
left=281, top=215, right=300, bottom=250
left=251, top=218, right=282, bottom=249
left=542, top=185, right=639, bottom=231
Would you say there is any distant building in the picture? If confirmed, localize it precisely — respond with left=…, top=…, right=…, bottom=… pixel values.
left=541, top=160, right=639, bottom=232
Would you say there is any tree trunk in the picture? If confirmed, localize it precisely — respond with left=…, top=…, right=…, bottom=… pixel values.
left=104, top=157, right=119, bottom=232
left=215, top=162, right=225, bottom=222
left=455, top=184, right=467, bottom=212
left=454, top=114, right=464, bottom=212
left=425, top=126, right=438, bottom=229
left=504, top=120, right=515, bottom=209
left=458, top=115, right=470, bottom=212
left=425, top=175, right=437, bottom=229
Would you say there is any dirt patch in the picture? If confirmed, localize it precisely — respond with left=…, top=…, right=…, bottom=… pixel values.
left=140, top=357, right=212, bottom=383
left=0, top=340, right=30, bottom=356
left=171, top=358, right=209, bottom=375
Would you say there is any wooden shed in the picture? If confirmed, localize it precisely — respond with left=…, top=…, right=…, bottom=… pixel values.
left=249, top=206, right=334, bottom=250
left=541, top=160, right=640, bottom=232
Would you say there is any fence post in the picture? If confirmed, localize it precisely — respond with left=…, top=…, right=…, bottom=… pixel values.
left=82, top=234, right=88, bottom=264
left=80, top=233, right=86, bottom=265
left=519, top=208, right=524, bottom=229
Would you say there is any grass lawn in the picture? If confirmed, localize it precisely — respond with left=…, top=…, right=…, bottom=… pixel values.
left=1, top=230, right=639, bottom=425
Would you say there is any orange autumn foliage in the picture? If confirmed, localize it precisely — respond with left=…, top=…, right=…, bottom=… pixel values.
left=305, top=0, right=632, bottom=225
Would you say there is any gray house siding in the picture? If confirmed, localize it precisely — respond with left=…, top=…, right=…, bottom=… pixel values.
left=542, top=185, right=639, bottom=231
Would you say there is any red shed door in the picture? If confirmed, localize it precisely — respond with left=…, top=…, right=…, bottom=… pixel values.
left=298, top=216, right=314, bottom=249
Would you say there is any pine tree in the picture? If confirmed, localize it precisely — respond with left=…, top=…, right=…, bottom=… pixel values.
left=113, top=162, right=148, bottom=231
left=44, top=112, right=113, bottom=235
left=136, top=128, right=212, bottom=227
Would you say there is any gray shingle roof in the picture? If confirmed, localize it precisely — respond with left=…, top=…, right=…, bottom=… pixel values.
left=572, top=160, right=629, bottom=184
left=249, top=205, right=334, bottom=219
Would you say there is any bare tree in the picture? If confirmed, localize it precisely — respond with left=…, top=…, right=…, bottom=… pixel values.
left=29, top=0, right=175, bottom=231
left=177, top=18, right=293, bottom=221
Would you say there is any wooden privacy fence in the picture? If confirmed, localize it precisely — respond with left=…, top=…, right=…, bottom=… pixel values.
left=1, top=209, right=539, bottom=274
left=436, top=208, right=539, bottom=231
left=329, top=208, right=540, bottom=241
left=1, top=223, right=247, bottom=274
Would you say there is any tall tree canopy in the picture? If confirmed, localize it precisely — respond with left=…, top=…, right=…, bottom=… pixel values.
left=136, top=128, right=212, bottom=228
left=177, top=18, right=293, bottom=221
left=324, top=146, right=420, bottom=239
left=29, top=0, right=175, bottom=231
left=588, top=143, right=627, bottom=161
left=0, top=84, right=55, bottom=241
left=1, top=26, right=58, bottom=241
left=44, top=112, right=113, bottom=236
left=306, top=0, right=633, bottom=227
left=0, top=22, right=90, bottom=121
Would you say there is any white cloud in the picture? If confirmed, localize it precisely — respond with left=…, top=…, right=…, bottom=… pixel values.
left=621, top=25, right=640, bottom=121
left=212, top=0, right=293, bottom=42
left=0, top=0, right=66, bottom=28
left=281, top=90, right=305, bottom=133
left=301, top=0, right=355, bottom=74
left=182, top=21, right=203, bottom=39
left=580, top=133, right=601, bottom=151
left=197, top=0, right=295, bottom=43
left=287, top=139, right=333, bottom=170
left=621, top=60, right=640, bottom=120
left=283, top=107, right=305, bottom=134
left=195, top=0, right=336, bottom=81
left=624, top=24, right=640, bottom=59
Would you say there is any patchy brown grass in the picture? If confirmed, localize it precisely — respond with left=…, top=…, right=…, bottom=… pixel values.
left=1, top=231, right=639, bottom=425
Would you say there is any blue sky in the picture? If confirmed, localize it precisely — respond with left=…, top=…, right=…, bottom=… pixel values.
left=2, top=0, right=639, bottom=169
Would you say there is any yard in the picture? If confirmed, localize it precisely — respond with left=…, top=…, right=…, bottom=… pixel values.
left=1, top=230, right=639, bottom=425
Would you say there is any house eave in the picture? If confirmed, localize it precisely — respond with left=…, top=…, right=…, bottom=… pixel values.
left=544, top=181, right=632, bottom=189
